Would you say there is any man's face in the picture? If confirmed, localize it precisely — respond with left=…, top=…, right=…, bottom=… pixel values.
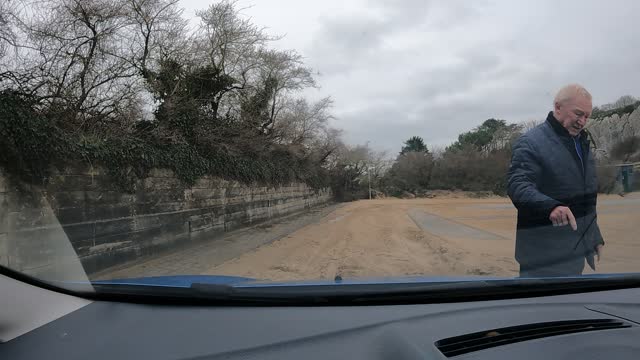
left=554, top=95, right=592, bottom=137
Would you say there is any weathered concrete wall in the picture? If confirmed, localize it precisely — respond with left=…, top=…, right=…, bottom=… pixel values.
left=0, top=176, right=90, bottom=283
left=0, top=167, right=332, bottom=276
left=0, top=175, right=9, bottom=270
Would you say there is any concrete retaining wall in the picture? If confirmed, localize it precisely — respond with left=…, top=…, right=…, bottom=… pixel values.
left=0, top=167, right=332, bottom=277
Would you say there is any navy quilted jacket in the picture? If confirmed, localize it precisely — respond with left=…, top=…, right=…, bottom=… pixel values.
left=507, top=112, right=604, bottom=276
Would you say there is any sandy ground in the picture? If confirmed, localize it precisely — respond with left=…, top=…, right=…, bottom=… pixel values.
left=97, top=193, right=640, bottom=281
left=205, top=197, right=519, bottom=280
left=206, top=194, right=640, bottom=281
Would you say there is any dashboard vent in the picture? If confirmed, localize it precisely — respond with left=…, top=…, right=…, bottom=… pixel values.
left=435, top=319, right=631, bottom=357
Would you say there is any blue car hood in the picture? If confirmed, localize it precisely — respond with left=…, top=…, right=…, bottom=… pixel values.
left=93, top=274, right=502, bottom=288
left=92, top=275, right=256, bottom=287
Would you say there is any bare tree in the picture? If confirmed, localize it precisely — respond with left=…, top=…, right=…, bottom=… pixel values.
left=125, top=0, right=186, bottom=79
left=0, top=1, right=35, bottom=88
left=256, top=49, right=315, bottom=128
left=337, top=144, right=371, bottom=176
left=308, top=126, right=343, bottom=166
left=368, top=149, right=391, bottom=180
left=0, top=1, right=16, bottom=59
left=521, top=118, right=543, bottom=133
left=195, top=1, right=273, bottom=74
left=275, top=97, right=332, bottom=145
left=3, top=0, right=140, bottom=122
left=429, top=145, right=446, bottom=160
left=599, top=95, right=639, bottom=111
left=192, top=0, right=279, bottom=118
left=485, top=123, right=521, bottom=152
left=327, top=142, right=392, bottom=200
left=0, top=0, right=191, bottom=128
left=613, top=95, right=638, bottom=108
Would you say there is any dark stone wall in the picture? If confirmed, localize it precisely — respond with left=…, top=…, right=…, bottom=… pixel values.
left=0, top=167, right=332, bottom=276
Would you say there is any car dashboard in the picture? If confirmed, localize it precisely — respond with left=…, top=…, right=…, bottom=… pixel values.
left=3, top=286, right=640, bottom=359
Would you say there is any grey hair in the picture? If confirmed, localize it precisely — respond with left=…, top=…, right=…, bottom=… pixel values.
left=554, top=84, right=592, bottom=105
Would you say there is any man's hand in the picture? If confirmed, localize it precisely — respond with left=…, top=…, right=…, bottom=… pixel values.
left=549, top=206, right=577, bottom=230
left=596, top=244, right=604, bottom=262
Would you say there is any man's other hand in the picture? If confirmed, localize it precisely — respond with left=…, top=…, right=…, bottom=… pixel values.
left=549, top=206, right=577, bottom=230
left=596, top=244, right=604, bottom=262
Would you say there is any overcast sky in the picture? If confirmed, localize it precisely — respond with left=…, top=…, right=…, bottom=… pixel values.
left=180, top=0, right=640, bottom=153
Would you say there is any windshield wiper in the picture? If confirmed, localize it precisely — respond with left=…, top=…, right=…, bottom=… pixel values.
left=189, top=275, right=640, bottom=305
left=91, top=280, right=477, bottom=304
left=189, top=281, right=475, bottom=304
left=89, top=275, right=640, bottom=305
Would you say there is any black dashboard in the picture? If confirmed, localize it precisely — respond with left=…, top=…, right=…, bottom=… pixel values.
left=3, top=287, right=640, bottom=359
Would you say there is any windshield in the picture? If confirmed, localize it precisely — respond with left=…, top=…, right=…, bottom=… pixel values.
left=1, top=0, right=640, bottom=297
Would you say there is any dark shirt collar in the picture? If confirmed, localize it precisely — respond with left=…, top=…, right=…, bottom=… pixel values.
left=546, top=111, right=582, bottom=140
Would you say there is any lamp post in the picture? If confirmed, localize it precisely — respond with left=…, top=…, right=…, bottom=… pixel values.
left=368, top=166, right=374, bottom=200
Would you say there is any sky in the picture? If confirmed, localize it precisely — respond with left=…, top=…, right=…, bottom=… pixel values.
left=180, top=0, right=640, bottom=153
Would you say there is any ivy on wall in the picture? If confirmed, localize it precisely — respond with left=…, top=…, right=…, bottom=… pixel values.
left=0, top=91, right=329, bottom=192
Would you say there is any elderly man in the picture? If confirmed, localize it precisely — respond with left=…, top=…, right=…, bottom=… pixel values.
left=508, top=84, right=604, bottom=277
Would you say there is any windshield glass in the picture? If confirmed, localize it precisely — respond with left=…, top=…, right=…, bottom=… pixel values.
left=1, top=0, right=640, bottom=295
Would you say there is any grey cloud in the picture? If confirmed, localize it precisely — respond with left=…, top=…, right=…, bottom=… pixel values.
left=313, top=17, right=386, bottom=56
left=370, top=0, right=432, bottom=23
left=308, top=0, right=488, bottom=78
left=326, top=1, right=639, bottom=153
left=337, top=83, right=551, bottom=154
left=334, top=56, right=564, bottom=154
left=309, top=0, right=438, bottom=75
left=414, top=53, right=503, bottom=100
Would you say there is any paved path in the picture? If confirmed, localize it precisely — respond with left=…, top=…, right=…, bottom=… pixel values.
left=408, top=209, right=509, bottom=241
left=93, top=204, right=343, bottom=280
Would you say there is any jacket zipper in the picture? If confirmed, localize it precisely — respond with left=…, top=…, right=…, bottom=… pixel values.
left=573, top=137, right=585, bottom=176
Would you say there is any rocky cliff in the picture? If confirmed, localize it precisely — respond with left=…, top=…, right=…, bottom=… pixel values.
left=587, top=105, right=640, bottom=159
